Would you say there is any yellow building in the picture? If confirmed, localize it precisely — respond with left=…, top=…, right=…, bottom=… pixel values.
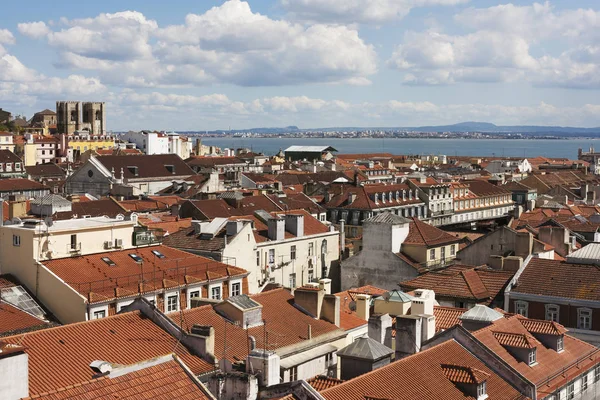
left=67, top=134, right=115, bottom=156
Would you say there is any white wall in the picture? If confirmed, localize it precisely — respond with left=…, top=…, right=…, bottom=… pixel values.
left=0, top=352, right=28, bottom=399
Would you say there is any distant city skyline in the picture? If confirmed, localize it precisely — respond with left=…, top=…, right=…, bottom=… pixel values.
left=1, top=0, right=600, bottom=130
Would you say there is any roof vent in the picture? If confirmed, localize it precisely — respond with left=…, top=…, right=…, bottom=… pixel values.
left=89, top=360, right=113, bottom=374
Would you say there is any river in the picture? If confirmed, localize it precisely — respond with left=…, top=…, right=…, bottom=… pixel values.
left=193, top=137, right=599, bottom=159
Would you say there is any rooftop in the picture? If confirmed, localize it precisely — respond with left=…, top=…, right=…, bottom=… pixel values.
left=336, top=336, right=393, bottom=361
left=6, top=215, right=134, bottom=233
left=96, top=154, right=194, bottom=179
left=284, top=145, right=337, bottom=153
left=321, top=339, right=526, bottom=400
left=41, top=245, right=248, bottom=303
left=459, top=304, right=504, bottom=323
left=2, top=311, right=213, bottom=396
left=403, top=217, right=462, bottom=247
left=22, top=355, right=213, bottom=400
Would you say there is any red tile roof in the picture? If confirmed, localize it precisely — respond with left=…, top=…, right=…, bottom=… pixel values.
left=41, top=245, right=248, bottom=303
left=325, top=183, right=423, bottom=210
left=173, top=288, right=342, bottom=363
left=0, top=178, right=47, bottom=192
left=54, top=198, right=128, bottom=220
left=434, top=306, right=467, bottom=332
left=0, top=303, right=49, bottom=337
left=23, top=357, right=213, bottom=400
left=307, top=376, right=344, bottom=391
left=511, top=258, right=600, bottom=301
left=441, top=363, right=489, bottom=384
left=321, top=339, right=526, bottom=400
left=97, top=154, right=194, bottom=179
left=474, top=315, right=600, bottom=395
left=399, top=265, right=514, bottom=304
left=2, top=311, right=213, bottom=396
left=403, top=217, right=462, bottom=247
left=185, top=156, right=246, bottom=168
left=520, top=319, right=567, bottom=336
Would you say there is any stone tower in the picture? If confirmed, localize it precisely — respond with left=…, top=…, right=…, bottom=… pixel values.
left=82, top=102, right=106, bottom=135
left=56, top=101, right=82, bottom=135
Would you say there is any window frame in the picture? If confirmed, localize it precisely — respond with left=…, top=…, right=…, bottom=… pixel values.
left=211, top=285, right=222, bottom=300
left=515, top=300, right=528, bottom=318
left=528, top=348, right=537, bottom=365
left=166, top=293, right=179, bottom=313
left=12, top=234, right=20, bottom=247
left=578, top=308, right=592, bottom=330
left=290, top=245, right=296, bottom=260
left=545, top=304, right=560, bottom=322
left=92, top=310, right=106, bottom=319
left=231, top=281, right=241, bottom=297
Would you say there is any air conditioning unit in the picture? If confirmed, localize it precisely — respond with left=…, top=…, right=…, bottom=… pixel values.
left=115, top=239, right=123, bottom=248
left=104, top=241, right=113, bottom=249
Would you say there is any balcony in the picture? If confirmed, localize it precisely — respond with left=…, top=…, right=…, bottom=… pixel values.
left=422, top=257, right=455, bottom=270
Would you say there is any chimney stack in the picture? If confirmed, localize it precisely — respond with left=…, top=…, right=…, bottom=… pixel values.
left=285, top=214, right=304, bottom=238
left=319, top=278, right=332, bottom=294
left=267, top=217, right=285, bottom=241
left=294, top=285, right=325, bottom=319
left=368, top=313, right=393, bottom=347
left=190, top=325, right=215, bottom=358
left=356, top=294, right=370, bottom=321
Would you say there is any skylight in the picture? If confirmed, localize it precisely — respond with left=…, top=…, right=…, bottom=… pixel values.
left=129, top=254, right=143, bottom=263
left=151, top=250, right=166, bottom=259
left=101, top=257, right=115, bottom=266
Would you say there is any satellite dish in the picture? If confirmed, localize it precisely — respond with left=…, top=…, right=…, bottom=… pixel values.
left=348, top=300, right=357, bottom=312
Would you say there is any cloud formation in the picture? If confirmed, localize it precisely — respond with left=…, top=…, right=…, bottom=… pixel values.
left=388, top=2, right=600, bottom=88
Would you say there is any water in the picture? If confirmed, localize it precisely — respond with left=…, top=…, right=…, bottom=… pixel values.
left=194, top=137, right=599, bottom=159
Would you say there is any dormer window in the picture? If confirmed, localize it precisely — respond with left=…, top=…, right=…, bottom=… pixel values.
left=477, top=381, right=487, bottom=400
left=557, top=336, right=564, bottom=352
left=374, top=193, right=379, bottom=204
left=528, top=348, right=537, bottom=365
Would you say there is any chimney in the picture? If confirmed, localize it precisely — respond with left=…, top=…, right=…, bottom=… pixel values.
left=284, top=214, right=304, bottom=238
left=368, top=313, right=393, bottom=347
left=319, top=278, right=332, bottom=294
left=294, top=285, right=325, bottom=319
left=226, top=220, right=244, bottom=236
left=267, top=217, right=285, bottom=241
left=488, top=255, right=504, bottom=270
left=503, top=256, right=523, bottom=272
left=190, top=325, right=215, bottom=357
left=246, top=350, right=280, bottom=387
left=356, top=294, right=370, bottom=321
left=321, top=294, right=340, bottom=327
left=0, top=342, right=29, bottom=399
left=395, top=315, right=422, bottom=358
left=307, top=324, right=312, bottom=340
left=192, top=221, right=203, bottom=235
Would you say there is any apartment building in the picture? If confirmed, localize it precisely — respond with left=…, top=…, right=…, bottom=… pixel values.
left=0, top=131, right=15, bottom=152
left=164, top=209, right=340, bottom=294
left=505, top=244, right=600, bottom=346
left=408, top=176, right=454, bottom=226
left=121, top=130, right=191, bottom=159
left=451, top=180, right=515, bottom=225
left=0, top=150, right=25, bottom=179
left=65, top=154, right=195, bottom=197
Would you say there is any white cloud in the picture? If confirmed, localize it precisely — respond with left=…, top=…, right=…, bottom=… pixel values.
left=48, top=11, right=156, bottom=61
left=0, top=29, right=15, bottom=45
left=18, top=21, right=51, bottom=39
left=21, top=1, right=376, bottom=88
left=281, top=0, right=468, bottom=24
left=0, top=54, right=39, bottom=82
left=388, top=2, right=600, bottom=88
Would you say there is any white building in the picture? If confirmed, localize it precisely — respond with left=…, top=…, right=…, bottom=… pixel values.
left=163, top=210, right=340, bottom=294
left=121, top=131, right=192, bottom=159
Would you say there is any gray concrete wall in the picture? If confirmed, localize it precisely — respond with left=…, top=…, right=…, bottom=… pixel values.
left=341, top=250, right=419, bottom=291
left=457, top=227, right=528, bottom=266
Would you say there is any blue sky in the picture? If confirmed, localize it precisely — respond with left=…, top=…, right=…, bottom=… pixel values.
left=1, top=0, right=599, bottom=131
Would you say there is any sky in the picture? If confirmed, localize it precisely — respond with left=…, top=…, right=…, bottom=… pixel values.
left=1, top=0, right=600, bottom=131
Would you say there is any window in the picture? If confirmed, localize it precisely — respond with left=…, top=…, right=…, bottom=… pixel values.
left=256, top=251, right=260, bottom=266
left=557, top=336, right=564, bottom=352
left=290, top=245, right=296, bottom=260
left=308, top=243, right=314, bottom=256
left=231, top=282, right=241, bottom=297
left=289, top=366, right=298, bottom=381
left=596, top=366, right=600, bottom=383
left=582, top=375, right=588, bottom=392
left=308, top=270, right=314, bottom=282
left=528, top=349, right=536, bottom=365
left=450, top=244, right=456, bottom=256
left=578, top=308, right=592, bottom=330
left=167, top=294, right=178, bottom=312
left=129, top=254, right=143, bottom=263
left=440, top=246, right=446, bottom=260
left=101, top=257, right=115, bottom=266
left=430, top=249, right=435, bottom=260
left=289, top=273, right=296, bottom=288
left=70, top=234, right=77, bottom=250
left=477, top=381, right=487, bottom=398
left=92, top=310, right=106, bottom=319
left=515, top=301, right=528, bottom=317
left=325, top=352, right=333, bottom=365
left=151, top=250, right=165, bottom=259
left=567, top=382, right=574, bottom=400
left=211, top=286, right=221, bottom=300
left=268, top=249, right=275, bottom=264
left=189, top=290, right=200, bottom=300
left=545, top=304, right=560, bottom=322
left=12, top=235, right=20, bottom=247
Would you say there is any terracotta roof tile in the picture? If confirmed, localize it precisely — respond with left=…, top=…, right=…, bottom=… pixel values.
left=441, top=363, right=490, bottom=384
left=0, top=178, right=47, bottom=192
left=474, top=315, right=600, bottom=394
left=434, top=306, right=466, bottom=332
left=0, top=303, right=50, bottom=336
left=3, top=311, right=213, bottom=396
left=173, top=288, right=342, bottom=363
left=307, top=376, right=344, bottom=391
left=403, top=218, right=461, bottom=247
left=97, top=154, right=194, bottom=179
left=41, top=245, right=248, bottom=303
left=520, top=319, right=568, bottom=336
left=511, top=258, right=600, bottom=301
left=23, top=358, right=213, bottom=400
left=321, top=339, right=526, bottom=400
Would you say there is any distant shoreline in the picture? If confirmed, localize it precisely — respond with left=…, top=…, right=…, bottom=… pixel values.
left=186, top=135, right=600, bottom=141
